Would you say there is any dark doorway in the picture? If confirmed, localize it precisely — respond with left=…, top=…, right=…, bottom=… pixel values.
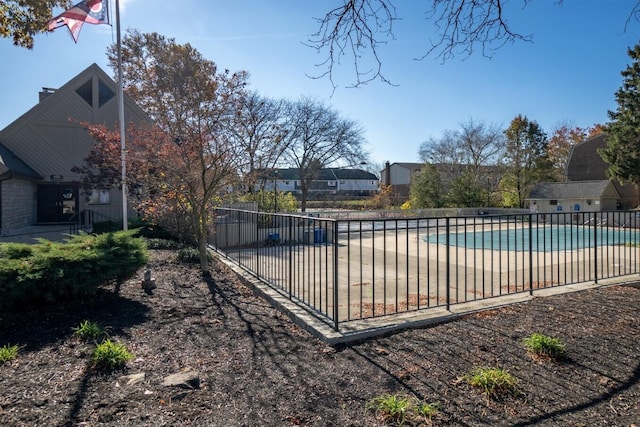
left=37, top=184, right=78, bottom=223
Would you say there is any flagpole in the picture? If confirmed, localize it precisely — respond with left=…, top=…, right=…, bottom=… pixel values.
left=115, top=0, right=127, bottom=231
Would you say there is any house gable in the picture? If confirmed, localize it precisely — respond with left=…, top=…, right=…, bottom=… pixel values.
left=0, top=63, right=151, bottom=182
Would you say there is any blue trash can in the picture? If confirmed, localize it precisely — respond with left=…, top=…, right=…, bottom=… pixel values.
left=313, top=228, right=325, bottom=243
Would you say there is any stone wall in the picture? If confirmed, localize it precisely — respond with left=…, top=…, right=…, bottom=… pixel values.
left=1, top=178, right=35, bottom=230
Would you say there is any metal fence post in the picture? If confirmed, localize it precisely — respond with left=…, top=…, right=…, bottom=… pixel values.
left=288, top=216, right=293, bottom=300
left=528, top=214, right=534, bottom=295
left=593, top=211, right=598, bottom=284
left=256, top=211, right=260, bottom=279
left=333, top=219, right=340, bottom=331
left=446, top=217, right=451, bottom=311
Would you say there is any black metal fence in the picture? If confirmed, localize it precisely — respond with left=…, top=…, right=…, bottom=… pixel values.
left=211, top=208, right=640, bottom=331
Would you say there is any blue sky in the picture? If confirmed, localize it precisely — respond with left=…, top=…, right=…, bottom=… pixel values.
left=1, top=1, right=638, bottom=168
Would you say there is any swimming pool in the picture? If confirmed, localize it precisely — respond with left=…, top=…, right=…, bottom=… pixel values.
left=425, top=225, right=640, bottom=252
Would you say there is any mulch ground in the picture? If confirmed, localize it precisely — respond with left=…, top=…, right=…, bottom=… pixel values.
left=1, top=249, right=639, bottom=426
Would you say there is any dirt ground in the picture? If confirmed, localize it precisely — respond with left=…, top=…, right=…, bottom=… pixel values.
left=1, top=249, right=639, bottom=426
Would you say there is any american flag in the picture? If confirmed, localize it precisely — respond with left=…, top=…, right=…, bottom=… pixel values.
left=48, top=0, right=110, bottom=42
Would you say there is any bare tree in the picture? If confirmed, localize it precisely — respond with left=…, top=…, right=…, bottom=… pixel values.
left=231, top=92, right=289, bottom=192
left=282, top=97, right=367, bottom=211
left=309, top=0, right=640, bottom=89
left=419, top=119, right=504, bottom=174
left=418, top=119, right=504, bottom=205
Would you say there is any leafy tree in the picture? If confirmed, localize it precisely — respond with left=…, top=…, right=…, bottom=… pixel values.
left=311, top=1, right=640, bottom=88
left=502, top=115, right=550, bottom=208
left=281, top=97, right=367, bottom=211
left=587, top=123, right=607, bottom=138
left=0, top=0, right=69, bottom=48
left=599, top=42, right=640, bottom=201
left=79, top=30, right=249, bottom=275
left=236, top=190, right=298, bottom=213
left=447, top=171, right=487, bottom=208
left=546, top=123, right=588, bottom=181
left=409, top=163, right=444, bottom=208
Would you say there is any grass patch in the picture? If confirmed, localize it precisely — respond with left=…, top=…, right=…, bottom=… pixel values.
left=92, top=340, right=133, bottom=371
left=523, top=333, right=566, bottom=361
left=461, top=367, right=520, bottom=399
left=72, top=320, right=105, bottom=341
left=366, top=393, right=439, bottom=425
left=0, top=344, right=18, bottom=363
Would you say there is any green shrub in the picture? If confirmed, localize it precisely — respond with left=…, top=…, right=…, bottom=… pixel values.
left=366, top=393, right=439, bottom=425
left=92, top=340, right=133, bottom=370
left=72, top=320, right=105, bottom=341
left=134, top=223, right=176, bottom=240
left=0, top=231, right=148, bottom=310
left=145, top=238, right=182, bottom=250
left=416, top=402, right=440, bottom=422
left=366, top=394, right=411, bottom=425
left=0, top=243, right=34, bottom=259
left=0, top=344, right=18, bottom=363
left=523, top=333, right=566, bottom=360
left=92, top=220, right=122, bottom=234
left=461, top=367, right=520, bottom=399
left=176, top=247, right=208, bottom=264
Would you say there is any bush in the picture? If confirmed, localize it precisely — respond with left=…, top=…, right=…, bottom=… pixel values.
left=92, top=340, right=133, bottom=370
left=72, top=320, right=105, bottom=341
left=366, top=393, right=439, bottom=425
left=523, top=333, right=566, bottom=360
left=91, top=220, right=122, bottom=234
left=461, top=367, right=521, bottom=399
left=145, top=238, right=182, bottom=250
left=0, top=344, right=18, bottom=363
left=176, top=247, right=207, bottom=264
left=0, top=231, right=148, bottom=310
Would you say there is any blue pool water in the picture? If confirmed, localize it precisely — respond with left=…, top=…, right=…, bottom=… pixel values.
left=425, top=225, right=640, bottom=252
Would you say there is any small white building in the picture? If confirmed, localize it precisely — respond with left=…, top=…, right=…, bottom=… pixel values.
left=527, top=180, right=620, bottom=215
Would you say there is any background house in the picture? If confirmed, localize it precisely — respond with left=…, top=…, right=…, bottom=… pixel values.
left=379, top=161, right=501, bottom=205
left=259, top=167, right=379, bottom=199
left=379, top=162, right=423, bottom=203
left=0, top=64, right=151, bottom=234
left=565, top=134, right=638, bottom=208
left=526, top=134, right=639, bottom=215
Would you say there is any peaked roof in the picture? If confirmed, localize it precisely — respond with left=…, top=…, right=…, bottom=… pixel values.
left=0, top=63, right=152, bottom=180
left=565, top=133, right=608, bottom=181
left=528, top=180, right=618, bottom=200
left=266, top=168, right=378, bottom=181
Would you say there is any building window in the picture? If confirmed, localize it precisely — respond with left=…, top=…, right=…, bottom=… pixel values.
left=88, top=189, right=110, bottom=205
left=328, top=181, right=337, bottom=187
left=98, top=79, right=115, bottom=107
left=75, top=79, right=93, bottom=106
left=550, top=200, right=558, bottom=205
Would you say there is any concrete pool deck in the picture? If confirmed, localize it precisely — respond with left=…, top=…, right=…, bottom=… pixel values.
left=211, top=224, right=640, bottom=344
left=214, top=248, right=637, bottom=345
